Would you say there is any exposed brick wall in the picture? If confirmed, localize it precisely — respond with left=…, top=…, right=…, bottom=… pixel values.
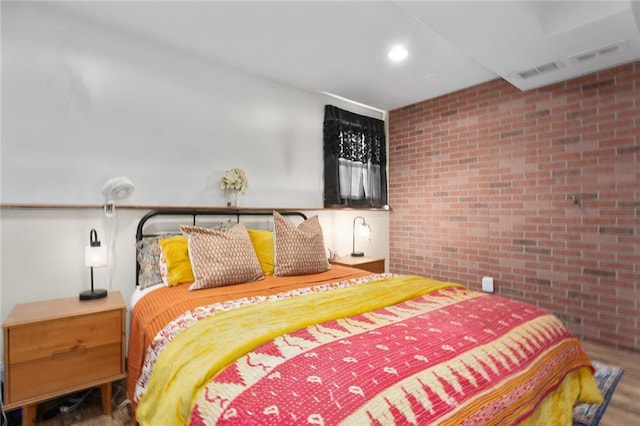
left=388, top=62, right=639, bottom=352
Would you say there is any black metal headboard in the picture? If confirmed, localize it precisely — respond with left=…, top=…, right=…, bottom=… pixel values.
left=135, top=208, right=308, bottom=287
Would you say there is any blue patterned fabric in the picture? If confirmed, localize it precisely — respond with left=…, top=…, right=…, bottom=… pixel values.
left=573, top=360, right=624, bottom=426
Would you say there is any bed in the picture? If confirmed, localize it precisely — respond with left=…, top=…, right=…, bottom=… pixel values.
left=127, top=208, right=602, bottom=425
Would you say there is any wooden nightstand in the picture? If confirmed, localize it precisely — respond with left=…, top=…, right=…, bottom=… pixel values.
left=2, top=292, right=127, bottom=426
left=329, top=256, right=385, bottom=274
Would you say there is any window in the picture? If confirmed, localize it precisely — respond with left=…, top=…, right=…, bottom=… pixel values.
left=323, top=105, right=387, bottom=208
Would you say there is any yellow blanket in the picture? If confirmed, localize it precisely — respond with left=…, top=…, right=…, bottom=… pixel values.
left=523, top=367, right=602, bottom=426
left=136, top=275, right=463, bottom=425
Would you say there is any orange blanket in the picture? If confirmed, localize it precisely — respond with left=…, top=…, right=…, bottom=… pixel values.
left=126, top=265, right=370, bottom=404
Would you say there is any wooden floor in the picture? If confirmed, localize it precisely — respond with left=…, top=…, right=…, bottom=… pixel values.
left=581, top=340, right=640, bottom=425
left=10, top=342, right=638, bottom=425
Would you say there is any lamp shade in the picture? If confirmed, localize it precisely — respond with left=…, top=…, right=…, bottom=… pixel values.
left=85, top=228, right=107, bottom=267
left=359, top=222, right=371, bottom=239
left=85, top=245, right=107, bottom=268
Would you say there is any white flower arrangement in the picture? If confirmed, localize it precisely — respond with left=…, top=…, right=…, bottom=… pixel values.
left=219, top=168, right=248, bottom=194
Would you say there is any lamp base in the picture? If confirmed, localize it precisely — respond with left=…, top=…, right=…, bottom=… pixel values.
left=351, top=252, right=365, bottom=257
left=79, top=288, right=108, bottom=301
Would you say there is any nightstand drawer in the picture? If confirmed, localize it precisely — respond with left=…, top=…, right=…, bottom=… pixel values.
left=329, top=256, right=385, bottom=274
left=8, top=310, right=121, bottom=364
left=8, top=343, right=121, bottom=403
left=353, top=261, right=385, bottom=274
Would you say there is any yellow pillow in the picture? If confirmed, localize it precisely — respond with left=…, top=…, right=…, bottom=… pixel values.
left=247, top=229, right=274, bottom=275
left=158, top=235, right=195, bottom=286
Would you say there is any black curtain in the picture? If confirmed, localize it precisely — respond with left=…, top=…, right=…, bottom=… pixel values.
left=323, top=105, right=387, bottom=207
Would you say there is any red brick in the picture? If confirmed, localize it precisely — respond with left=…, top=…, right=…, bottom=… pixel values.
left=388, top=61, right=640, bottom=352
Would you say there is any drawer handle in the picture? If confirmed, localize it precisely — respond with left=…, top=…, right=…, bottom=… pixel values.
left=52, top=346, right=88, bottom=359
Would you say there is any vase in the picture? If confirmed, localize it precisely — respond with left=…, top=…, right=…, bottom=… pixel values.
left=225, top=190, right=237, bottom=207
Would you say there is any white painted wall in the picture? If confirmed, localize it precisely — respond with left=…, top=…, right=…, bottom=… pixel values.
left=0, top=208, right=389, bottom=350
left=0, top=3, right=390, bottom=361
left=0, top=208, right=388, bottom=310
left=1, top=2, right=382, bottom=207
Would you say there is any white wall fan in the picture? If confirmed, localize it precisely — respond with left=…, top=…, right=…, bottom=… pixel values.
left=102, top=176, right=135, bottom=217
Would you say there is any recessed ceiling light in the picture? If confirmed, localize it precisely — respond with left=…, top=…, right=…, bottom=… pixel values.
left=388, top=45, right=408, bottom=62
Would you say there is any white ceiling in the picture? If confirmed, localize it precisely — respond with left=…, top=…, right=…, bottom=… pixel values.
left=51, top=1, right=640, bottom=111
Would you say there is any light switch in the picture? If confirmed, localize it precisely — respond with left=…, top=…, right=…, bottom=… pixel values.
left=482, top=276, right=494, bottom=293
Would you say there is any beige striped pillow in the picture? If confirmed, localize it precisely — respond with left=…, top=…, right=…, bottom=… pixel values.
left=273, top=211, right=330, bottom=276
left=180, top=223, right=264, bottom=291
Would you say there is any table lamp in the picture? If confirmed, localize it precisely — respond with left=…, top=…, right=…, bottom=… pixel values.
left=80, top=229, right=108, bottom=300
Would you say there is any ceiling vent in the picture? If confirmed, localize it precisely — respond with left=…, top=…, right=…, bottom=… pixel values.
left=515, top=61, right=564, bottom=80
left=567, top=39, right=629, bottom=64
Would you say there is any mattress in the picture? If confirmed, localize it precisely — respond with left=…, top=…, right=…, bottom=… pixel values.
left=128, top=270, right=602, bottom=425
left=126, top=265, right=372, bottom=406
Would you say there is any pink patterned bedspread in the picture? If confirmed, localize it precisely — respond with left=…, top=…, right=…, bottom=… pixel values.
left=190, top=287, right=594, bottom=425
